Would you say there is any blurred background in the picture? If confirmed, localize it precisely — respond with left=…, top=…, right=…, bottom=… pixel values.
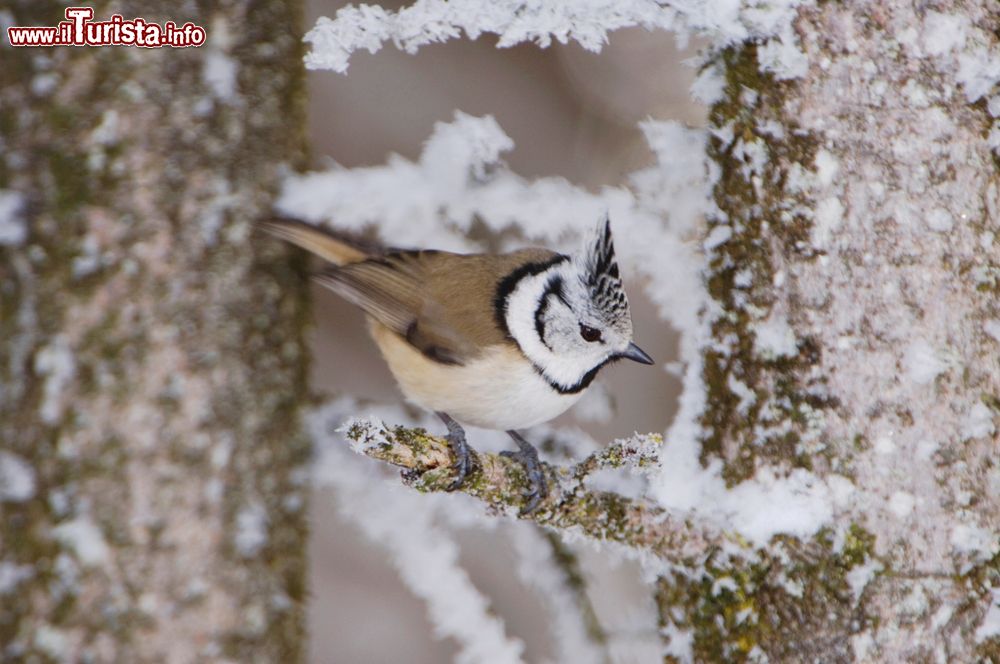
left=302, top=1, right=705, bottom=660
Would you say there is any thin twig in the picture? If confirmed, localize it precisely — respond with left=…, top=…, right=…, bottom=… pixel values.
left=542, top=529, right=611, bottom=654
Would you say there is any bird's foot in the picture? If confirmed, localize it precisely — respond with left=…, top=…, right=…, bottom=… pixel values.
left=502, top=431, right=548, bottom=515
left=437, top=412, right=473, bottom=491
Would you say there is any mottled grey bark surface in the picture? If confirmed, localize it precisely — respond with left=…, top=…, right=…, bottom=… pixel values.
left=0, top=2, right=311, bottom=661
left=657, top=1, right=1000, bottom=661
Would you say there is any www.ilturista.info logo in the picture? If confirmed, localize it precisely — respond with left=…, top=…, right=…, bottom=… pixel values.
left=7, top=7, right=206, bottom=48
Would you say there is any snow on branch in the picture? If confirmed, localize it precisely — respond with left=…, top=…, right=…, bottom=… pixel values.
left=276, top=111, right=623, bottom=252
left=511, top=527, right=609, bottom=664
left=303, top=0, right=806, bottom=74
left=311, top=404, right=525, bottom=663
left=342, top=417, right=722, bottom=563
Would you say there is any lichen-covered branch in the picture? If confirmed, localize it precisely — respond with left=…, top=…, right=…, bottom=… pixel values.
left=343, top=419, right=721, bottom=563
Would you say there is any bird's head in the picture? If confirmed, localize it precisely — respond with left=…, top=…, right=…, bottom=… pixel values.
left=503, top=217, right=653, bottom=394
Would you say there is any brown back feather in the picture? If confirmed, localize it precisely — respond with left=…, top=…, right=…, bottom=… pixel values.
left=261, top=218, right=559, bottom=365
left=317, top=248, right=558, bottom=364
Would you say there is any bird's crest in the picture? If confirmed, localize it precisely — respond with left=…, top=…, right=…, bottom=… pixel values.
left=580, top=216, right=629, bottom=325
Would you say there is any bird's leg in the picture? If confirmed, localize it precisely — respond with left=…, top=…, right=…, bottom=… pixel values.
left=436, top=412, right=473, bottom=491
left=501, top=430, right=548, bottom=514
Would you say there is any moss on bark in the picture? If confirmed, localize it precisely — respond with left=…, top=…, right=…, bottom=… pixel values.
left=699, top=44, right=835, bottom=486
left=657, top=526, right=878, bottom=663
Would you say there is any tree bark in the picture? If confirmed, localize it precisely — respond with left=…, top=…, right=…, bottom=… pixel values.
left=658, top=2, right=1000, bottom=661
left=0, top=2, right=310, bottom=661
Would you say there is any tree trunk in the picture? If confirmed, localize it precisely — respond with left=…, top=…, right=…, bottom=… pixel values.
left=658, top=2, right=1000, bottom=661
left=0, top=2, right=310, bottom=661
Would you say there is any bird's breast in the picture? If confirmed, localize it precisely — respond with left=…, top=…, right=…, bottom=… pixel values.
left=369, top=320, right=584, bottom=430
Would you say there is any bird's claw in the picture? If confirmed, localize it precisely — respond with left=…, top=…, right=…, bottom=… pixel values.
left=445, top=432, right=473, bottom=491
left=499, top=447, right=548, bottom=515
left=437, top=412, right=473, bottom=492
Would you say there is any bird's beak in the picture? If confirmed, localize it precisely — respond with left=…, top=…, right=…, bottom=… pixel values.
left=620, top=342, right=654, bottom=365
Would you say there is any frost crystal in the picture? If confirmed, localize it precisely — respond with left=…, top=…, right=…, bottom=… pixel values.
left=0, top=189, right=26, bottom=246
left=887, top=491, right=915, bottom=518
left=984, top=319, right=1000, bottom=344
left=0, top=451, right=36, bottom=502
left=52, top=518, right=110, bottom=567
left=812, top=197, right=844, bottom=248
left=336, top=417, right=384, bottom=454
left=89, top=109, right=120, bottom=146
left=813, top=150, right=839, bottom=187
left=920, top=10, right=1000, bottom=104
left=957, top=47, right=1000, bottom=103
left=33, top=336, right=77, bottom=425
left=754, top=311, right=798, bottom=359
left=976, top=590, right=1000, bottom=644
left=962, top=402, right=996, bottom=440
left=691, top=62, right=725, bottom=105
left=203, top=17, right=238, bottom=102
left=950, top=523, right=999, bottom=560
left=34, top=626, right=69, bottom=659
left=925, top=207, right=953, bottom=232
left=845, top=559, right=882, bottom=602
left=0, top=562, right=33, bottom=595
left=703, top=224, right=732, bottom=251
left=234, top=503, right=269, bottom=557
left=921, top=11, right=967, bottom=57
left=727, top=375, right=756, bottom=415
left=204, top=51, right=238, bottom=101
left=757, top=28, right=809, bottom=79
left=903, top=339, right=946, bottom=385
left=304, top=0, right=808, bottom=74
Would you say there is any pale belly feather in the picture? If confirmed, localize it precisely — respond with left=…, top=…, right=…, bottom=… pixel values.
left=369, top=320, right=584, bottom=430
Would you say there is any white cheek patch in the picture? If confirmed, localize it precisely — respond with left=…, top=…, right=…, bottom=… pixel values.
left=505, top=264, right=608, bottom=392
left=538, top=296, right=574, bottom=351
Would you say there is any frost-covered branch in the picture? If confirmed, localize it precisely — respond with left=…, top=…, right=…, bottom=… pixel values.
left=313, top=409, right=525, bottom=663
left=512, top=528, right=609, bottom=664
left=343, top=418, right=721, bottom=563
left=303, top=0, right=805, bottom=73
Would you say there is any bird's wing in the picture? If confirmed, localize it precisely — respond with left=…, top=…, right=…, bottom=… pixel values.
left=315, top=248, right=560, bottom=365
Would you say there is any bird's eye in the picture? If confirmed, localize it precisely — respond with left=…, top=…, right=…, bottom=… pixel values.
left=579, top=324, right=602, bottom=343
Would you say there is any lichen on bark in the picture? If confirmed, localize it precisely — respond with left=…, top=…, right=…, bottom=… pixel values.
left=684, top=1, right=1000, bottom=660
left=656, top=526, right=879, bottom=663
left=700, top=43, right=832, bottom=485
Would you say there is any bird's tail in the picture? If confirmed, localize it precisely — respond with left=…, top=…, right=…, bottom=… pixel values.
left=258, top=217, right=376, bottom=266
